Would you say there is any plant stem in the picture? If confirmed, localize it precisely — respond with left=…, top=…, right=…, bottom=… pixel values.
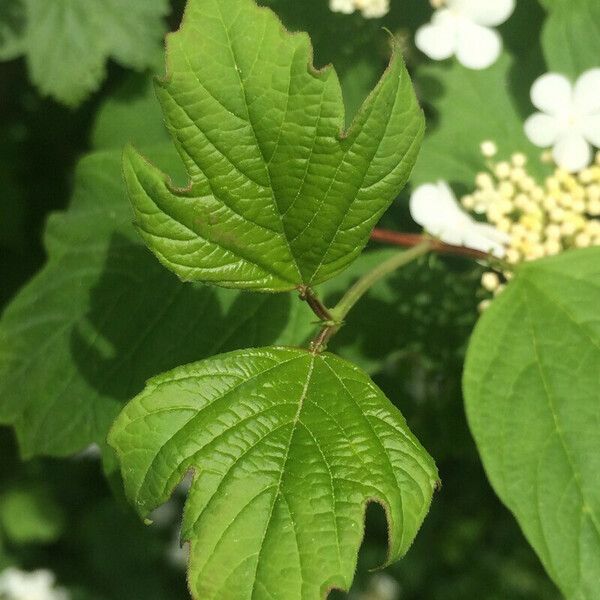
left=371, top=228, right=491, bottom=261
left=306, top=226, right=500, bottom=352
left=329, top=241, right=432, bottom=324
left=297, top=286, right=334, bottom=322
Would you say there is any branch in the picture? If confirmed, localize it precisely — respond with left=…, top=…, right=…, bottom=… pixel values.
left=371, top=228, right=491, bottom=261
left=300, top=229, right=492, bottom=353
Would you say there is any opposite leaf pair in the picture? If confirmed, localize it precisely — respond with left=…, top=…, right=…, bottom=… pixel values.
left=110, top=0, right=435, bottom=599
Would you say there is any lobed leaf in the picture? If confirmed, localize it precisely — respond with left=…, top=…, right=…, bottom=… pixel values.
left=464, top=248, right=600, bottom=600
left=125, top=0, right=424, bottom=291
left=109, top=346, right=438, bottom=600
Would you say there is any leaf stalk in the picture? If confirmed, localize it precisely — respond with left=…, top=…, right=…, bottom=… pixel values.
left=329, top=241, right=433, bottom=324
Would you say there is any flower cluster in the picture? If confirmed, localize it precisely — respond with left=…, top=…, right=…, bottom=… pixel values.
left=464, top=145, right=600, bottom=305
left=0, top=568, right=69, bottom=600
left=329, top=0, right=389, bottom=19
left=408, top=0, right=600, bottom=311
left=468, top=149, right=600, bottom=257
left=410, top=144, right=600, bottom=309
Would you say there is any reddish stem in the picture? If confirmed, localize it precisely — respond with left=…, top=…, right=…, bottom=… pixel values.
left=297, top=286, right=334, bottom=323
left=370, top=229, right=491, bottom=261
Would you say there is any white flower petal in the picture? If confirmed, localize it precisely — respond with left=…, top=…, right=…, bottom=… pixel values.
left=573, top=68, right=600, bottom=115
left=463, top=223, right=509, bottom=257
left=524, top=112, right=561, bottom=147
left=553, top=133, right=592, bottom=172
left=415, top=13, right=457, bottom=61
left=410, top=181, right=469, bottom=241
left=582, top=113, right=600, bottom=148
left=530, top=72, right=573, bottom=116
left=410, top=182, right=456, bottom=234
left=437, top=222, right=469, bottom=247
left=449, top=0, right=515, bottom=26
left=409, top=181, right=507, bottom=255
left=455, top=21, right=501, bottom=70
left=479, top=222, right=511, bottom=245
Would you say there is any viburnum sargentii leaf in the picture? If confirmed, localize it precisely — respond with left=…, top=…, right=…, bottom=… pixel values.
left=464, top=247, right=600, bottom=600
left=124, top=0, right=424, bottom=291
left=109, top=347, right=438, bottom=600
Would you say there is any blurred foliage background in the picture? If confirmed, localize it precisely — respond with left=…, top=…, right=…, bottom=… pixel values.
left=0, top=0, right=561, bottom=598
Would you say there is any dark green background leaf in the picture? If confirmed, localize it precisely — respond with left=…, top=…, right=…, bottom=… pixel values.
left=464, top=248, right=600, bottom=600
left=0, top=0, right=169, bottom=106
left=541, top=0, right=600, bottom=77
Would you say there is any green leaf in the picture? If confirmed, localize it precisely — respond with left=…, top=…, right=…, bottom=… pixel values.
left=109, top=346, right=437, bottom=599
left=0, top=488, right=64, bottom=545
left=125, top=0, right=424, bottom=292
left=6, top=0, right=169, bottom=106
left=412, top=53, right=548, bottom=187
left=0, top=2, right=26, bottom=60
left=91, top=74, right=170, bottom=151
left=0, top=145, right=311, bottom=466
left=463, top=247, right=600, bottom=600
left=541, top=0, right=600, bottom=77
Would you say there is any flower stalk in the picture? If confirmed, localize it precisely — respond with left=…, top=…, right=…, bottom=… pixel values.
left=307, top=241, right=432, bottom=352
left=329, top=241, right=433, bottom=324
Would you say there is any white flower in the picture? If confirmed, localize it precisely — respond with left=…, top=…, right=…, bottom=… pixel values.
left=355, top=0, right=389, bottom=18
left=329, top=0, right=355, bottom=14
left=415, top=0, right=515, bottom=70
left=410, top=181, right=510, bottom=257
left=329, top=0, right=389, bottom=18
left=0, top=568, right=69, bottom=600
left=524, top=69, right=600, bottom=173
left=367, top=573, right=401, bottom=600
